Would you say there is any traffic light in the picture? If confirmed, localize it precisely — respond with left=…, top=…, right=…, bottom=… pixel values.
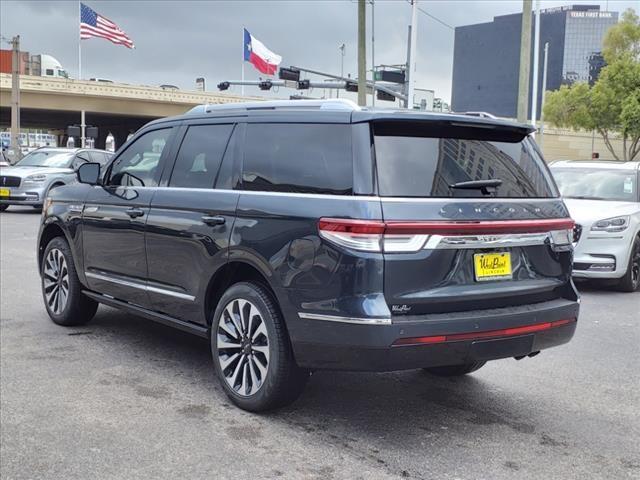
left=374, top=70, right=405, bottom=84
left=297, top=80, right=311, bottom=90
left=217, top=81, right=230, bottom=91
left=376, top=90, right=396, bottom=102
left=345, top=81, right=358, bottom=92
left=258, top=80, right=273, bottom=91
left=279, top=67, right=300, bottom=82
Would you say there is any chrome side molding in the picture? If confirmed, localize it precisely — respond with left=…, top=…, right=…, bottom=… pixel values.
left=85, top=271, right=196, bottom=301
left=298, top=312, right=391, bottom=325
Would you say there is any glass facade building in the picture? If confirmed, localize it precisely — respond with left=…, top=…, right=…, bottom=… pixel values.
left=451, top=5, right=618, bottom=119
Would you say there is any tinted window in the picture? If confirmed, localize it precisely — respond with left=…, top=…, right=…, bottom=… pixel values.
left=71, top=153, right=91, bottom=170
left=108, top=128, right=171, bottom=187
left=169, top=124, right=234, bottom=189
left=552, top=167, right=638, bottom=202
left=374, top=123, right=555, bottom=198
left=89, top=151, right=110, bottom=165
left=243, top=124, right=352, bottom=194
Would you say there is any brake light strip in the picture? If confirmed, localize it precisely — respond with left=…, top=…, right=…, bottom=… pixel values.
left=392, top=318, right=576, bottom=346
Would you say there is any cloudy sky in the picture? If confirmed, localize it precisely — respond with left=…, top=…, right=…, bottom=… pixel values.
left=1, top=0, right=636, bottom=103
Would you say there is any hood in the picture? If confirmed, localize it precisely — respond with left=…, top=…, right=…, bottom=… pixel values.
left=0, top=166, right=74, bottom=178
left=563, top=198, right=640, bottom=225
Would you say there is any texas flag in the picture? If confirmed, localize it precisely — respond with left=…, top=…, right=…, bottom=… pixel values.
left=243, top=28, right=282, bottom=75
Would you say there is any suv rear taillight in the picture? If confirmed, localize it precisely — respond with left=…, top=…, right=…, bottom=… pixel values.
left=318, top=218, right=575, bottom=253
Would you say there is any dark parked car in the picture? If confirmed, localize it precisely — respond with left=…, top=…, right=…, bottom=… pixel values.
left=38, top=99, right=579, bottom=411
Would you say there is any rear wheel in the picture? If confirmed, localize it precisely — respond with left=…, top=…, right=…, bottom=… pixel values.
left=211, top=282, right=309, bottom=412
left=41, top=237, right=98, bottom=326
left=424, top=362, right=486, bottom=377
left=617, top=237, right=640, bottom=292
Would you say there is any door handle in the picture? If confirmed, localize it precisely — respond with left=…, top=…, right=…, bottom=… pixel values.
left=201, top=215, right=226, bottom=226
left=126, top=208, right=145, bottom=219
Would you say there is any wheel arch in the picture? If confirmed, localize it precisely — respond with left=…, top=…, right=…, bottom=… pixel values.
left=38, top=219, right=74, bottom=274
left=204, top=260, right=284, bottom=326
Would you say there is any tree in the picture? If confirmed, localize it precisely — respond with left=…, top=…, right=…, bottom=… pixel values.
left=603, top=9, right=640, bottom=63
left=544, top=9, right=640, bottom=161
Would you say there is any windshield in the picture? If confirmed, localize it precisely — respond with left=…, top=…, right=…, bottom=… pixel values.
left=16, top=151, right=74, bottom=168
left=373, top=122, right=556, bottom=198
left=552, top=167, right=638, bottom=202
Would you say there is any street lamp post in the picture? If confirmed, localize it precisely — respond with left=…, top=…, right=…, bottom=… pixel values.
left=338, top=43, right=345, bottom=98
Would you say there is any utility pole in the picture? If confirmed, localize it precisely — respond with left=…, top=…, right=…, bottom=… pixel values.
left=517, top=0, right=532, bottom=123
left=539, top=42, right=549, bottom=148
left=530, top=0, right=541, bottom=128
left=10, top=35, right=21, bottom=162
left=405, top=0, right=418, bottom=109
left=371, top=0, right=375, bottom=107
left=357, top=0, right=367, bottom=106
left=338, top=43, right=345, bottom=99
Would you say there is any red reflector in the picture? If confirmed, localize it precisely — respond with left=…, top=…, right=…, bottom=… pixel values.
left=393, top=318, right=576, bottom=346
left=318, top=218, right=575, bottom=236
left=318, top=218, right=386, bottom=234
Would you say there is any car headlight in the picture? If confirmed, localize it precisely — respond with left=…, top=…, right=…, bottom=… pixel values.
left=24, top=174, right=47, bottom=183
left=590, top=215, right=630, bottom=233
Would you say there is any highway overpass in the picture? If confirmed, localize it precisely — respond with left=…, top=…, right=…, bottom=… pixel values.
left=0, top=73, right=257, bottom=149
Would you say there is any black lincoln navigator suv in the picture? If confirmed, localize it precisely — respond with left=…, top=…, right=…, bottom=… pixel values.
left=38, top=99, right=579, bottom=411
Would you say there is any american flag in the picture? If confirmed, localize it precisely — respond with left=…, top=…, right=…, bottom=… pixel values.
left=80, top=3, right=134, bottom=49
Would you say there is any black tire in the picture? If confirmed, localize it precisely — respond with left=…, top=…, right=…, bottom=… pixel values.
left=41, top=236, right=98, bottom=326
left=424, top=361, right=486, bottom=377
left=0, top=204, right=8, bottom=212
left=617, top=237, right=640, bottom=292
left=211, top=281, right=309, bottom=412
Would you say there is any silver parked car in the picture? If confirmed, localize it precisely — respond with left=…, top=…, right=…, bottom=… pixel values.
left=0, top=148, right=112, bottom=211
left=550, top=160, right=640, bottom=292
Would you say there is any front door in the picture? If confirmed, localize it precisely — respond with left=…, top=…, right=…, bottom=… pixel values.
left=82, top=127, right=176, bottom=306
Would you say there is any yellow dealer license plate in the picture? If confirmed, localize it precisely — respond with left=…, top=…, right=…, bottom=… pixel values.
left=0, top=188, right=10, bottom=197
left=474, top=252, right=512, bottom=281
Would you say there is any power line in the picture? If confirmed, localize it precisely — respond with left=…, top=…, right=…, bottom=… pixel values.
left=404, top=0, right=454, bottom=31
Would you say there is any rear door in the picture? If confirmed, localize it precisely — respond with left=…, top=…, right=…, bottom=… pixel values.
left=144, top=121, right=241, bottom=324
left=371, top=120, right=574, bottom=316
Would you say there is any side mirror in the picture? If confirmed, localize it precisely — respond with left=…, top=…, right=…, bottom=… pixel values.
left=77, top=162, right=101, bottom=185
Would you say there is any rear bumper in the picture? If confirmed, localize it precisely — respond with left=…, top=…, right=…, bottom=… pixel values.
left=291, top=298, right=579, bottom=371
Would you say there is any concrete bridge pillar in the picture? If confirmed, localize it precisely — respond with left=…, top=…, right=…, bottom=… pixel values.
left=94, top=128, right=109, bottom=150
left=112, top=129, right=130, bottom=150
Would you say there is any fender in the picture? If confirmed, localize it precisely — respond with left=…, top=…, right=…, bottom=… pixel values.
left=38, top=213, right=86, bottom=287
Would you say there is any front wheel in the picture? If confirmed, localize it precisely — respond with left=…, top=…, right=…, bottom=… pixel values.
left=617, top=237, right=640, bottom=292
left=211, top=282, right=309, bottom=412
left=424, top=362, right=486, bottom=377
left=41, top=237, right=98, bottom=325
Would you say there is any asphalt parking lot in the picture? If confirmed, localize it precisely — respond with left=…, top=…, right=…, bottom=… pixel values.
left=1, top=207, right=639, bottom=480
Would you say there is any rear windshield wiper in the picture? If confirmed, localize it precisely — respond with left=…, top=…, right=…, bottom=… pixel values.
left=449, top=179, right=503, bottom=196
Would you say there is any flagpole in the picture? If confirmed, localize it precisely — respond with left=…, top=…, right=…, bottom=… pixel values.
left=241, top=28, right=245, bottom=96
left=78, top=1, right=85, bottom=147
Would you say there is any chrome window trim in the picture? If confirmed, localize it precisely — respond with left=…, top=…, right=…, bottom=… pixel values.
left=85, top=271, right=195, bottom=301
left=153, top=186, right=562, bottom=203
left=298, top=312, right=391, bottom=325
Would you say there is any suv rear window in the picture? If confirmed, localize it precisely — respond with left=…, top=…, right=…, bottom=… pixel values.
left=373, top=122, right=556, bottom=198
left=242, top=123, right=352, bottom=195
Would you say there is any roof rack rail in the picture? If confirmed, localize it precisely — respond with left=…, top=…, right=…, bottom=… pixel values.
left=186, top=98, right=361, bottom=115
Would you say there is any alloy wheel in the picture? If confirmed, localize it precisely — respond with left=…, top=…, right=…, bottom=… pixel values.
left=43, top=248, right=69, bottom=315
left=216, top=299, right=270, bottom=397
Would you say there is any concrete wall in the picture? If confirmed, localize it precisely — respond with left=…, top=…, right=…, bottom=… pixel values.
left=540, top=128, right=630, bottom=161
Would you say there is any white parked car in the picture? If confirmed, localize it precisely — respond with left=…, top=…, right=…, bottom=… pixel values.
left=550, top=160, right=640, bottom=292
